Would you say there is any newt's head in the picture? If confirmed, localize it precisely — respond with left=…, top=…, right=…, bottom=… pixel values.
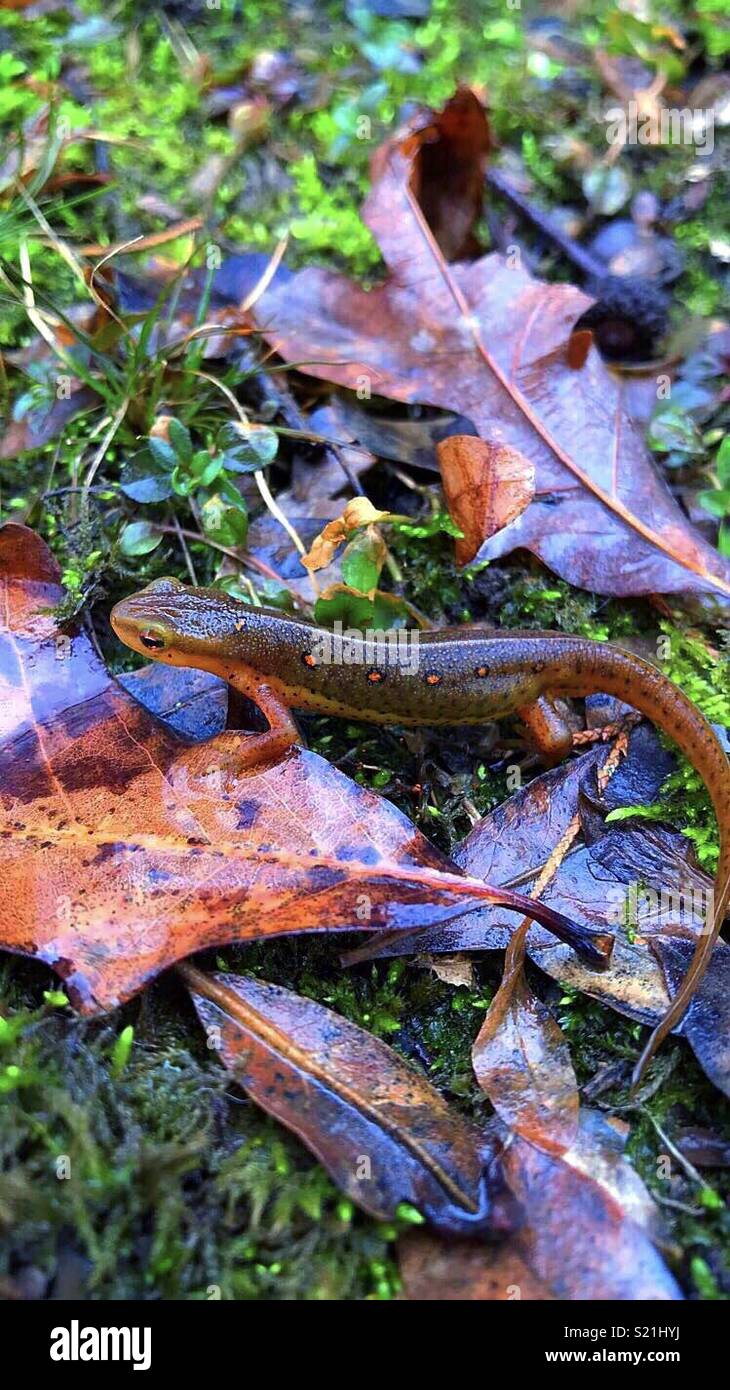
left=111, top=577, right=252, bottom=669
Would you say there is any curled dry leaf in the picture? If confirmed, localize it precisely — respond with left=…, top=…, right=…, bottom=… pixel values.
left=257, top=88, right=730, bottom=617
left=0, top=523, right=594, bottom=1012
left=437, top=435, right=535, bottom=565
left=383, top=83, right=493, bottom=262
left=186, top=966, right=515, bottom=1237
left=300, top=497, right=390, bottom=572
left=400, top=1111, right=681, bottom=1301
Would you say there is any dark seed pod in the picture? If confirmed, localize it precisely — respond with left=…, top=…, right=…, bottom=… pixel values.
left=576, top=275, right=670, bottom=362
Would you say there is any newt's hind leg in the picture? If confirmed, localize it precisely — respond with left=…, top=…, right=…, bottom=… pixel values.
left=517, top=694, right=573, bottom=766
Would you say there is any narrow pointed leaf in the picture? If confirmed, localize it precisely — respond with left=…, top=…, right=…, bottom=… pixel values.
left=472, top=922, right=579, bottom=1155
left=186, top=966, right=514, bottom=1237
left=400, top=1111, right=681, bottom=1301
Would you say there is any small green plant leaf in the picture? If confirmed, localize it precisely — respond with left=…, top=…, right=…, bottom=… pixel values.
left=201, top=495, right=249, bottom=547
left=697, top=488, right=730, bottom=520
left=148, top=435, right=179, bottom=470
left=647, top=408, right=705, bottom=457
left=716, top=436, right=730, bottom=487
left=341, top=528, right=385, bottom=593
left=219, top=421, right=279, bottom=472
left=120, top=451, right=174, bottom=503
left=314, top=584, right=410, bottom=630
left=168, top=417, right=193, bottom=465
left=190, top=452, right=223, bottom=487
left=119, top=521, right=163, bottom=557
left=111, top=1024, right=134, bottom=1077
left=43, top=990, right=69, bottom=1008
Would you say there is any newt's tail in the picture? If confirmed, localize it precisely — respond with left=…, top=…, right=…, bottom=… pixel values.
left=542, top=639, right=730, bottom=1089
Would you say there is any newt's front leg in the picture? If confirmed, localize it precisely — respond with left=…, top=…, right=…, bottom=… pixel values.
left=223, top=665, right=301, bottom=769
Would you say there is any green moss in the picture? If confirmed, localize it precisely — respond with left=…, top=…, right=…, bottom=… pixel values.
left=1, top=0, right=729, bottom=1302
left=0, top=967, right=397, bottom=1299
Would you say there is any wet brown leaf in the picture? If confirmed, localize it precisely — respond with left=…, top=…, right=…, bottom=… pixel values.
left=257, top=89, right=730, bottom=616
left=186, top=966, right=514, bottom=1237
left=653, top=937, right=730, bottom=1098
left=674, top=1128, right=730, bottom=1170
left=310, top=395, right=476, bottom=475
left=400, top=1110, right=681, bottom=1301
left=382, top=84, right=492, bottom=262
left=437, top=435, right=534, bottom=565
left=472, top=920, right=579, bottom=1156
left=0, top=387, right=99, bottom=460
left=344, top=719, right=730, bottom=1095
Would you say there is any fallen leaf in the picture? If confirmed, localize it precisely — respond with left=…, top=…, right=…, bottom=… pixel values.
left=118, top=665, right=229, bottom=741
left=400, top=1110, right=681, bottom=1301
left=290, top=403, right=376, bottom=504
left=186, top=966, right=514, bottom=1237
left=257, top=89, right=730, bottom=616
left=0, top=523, right=596, bottom=1013
left=343, top=718, right=730, bottom=1095
left=0, top=387, right=100, bottom=460
left=472, top=920, right=579, bottom=1156
left=674, top=1128, right=730, bottom=1170
left=381, top=84, right=492, bottom=261
left=437, top=435, right=535, bottom=564
left=343, top=737, right=621, bottom=965
left=421, top=953, right=476, bottom=989
left=310, top=395, right=478, bottom=474
left=301, top=498, right=390, bottom=572
left=653, top=937, right=730, bottom=1098
left=399, top=1230, right=547, bottom=1301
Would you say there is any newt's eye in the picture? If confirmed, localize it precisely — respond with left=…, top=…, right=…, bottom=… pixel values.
left=139, top=628, right=167, bottom=651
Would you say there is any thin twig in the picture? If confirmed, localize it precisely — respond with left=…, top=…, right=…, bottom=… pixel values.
left=189, top=367, right=314, bottom=582
left=151, top=523, right=302, bottom=591
left=80, top=398, right=128, bottom=516
left=168, top=508, right=198, bottom=586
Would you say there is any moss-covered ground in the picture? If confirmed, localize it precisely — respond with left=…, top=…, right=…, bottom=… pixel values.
left=1, top=0, right=729, bottom=1299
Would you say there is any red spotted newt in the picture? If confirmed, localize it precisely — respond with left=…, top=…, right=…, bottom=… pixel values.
left=112, top=577, right=730, bottom=1089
